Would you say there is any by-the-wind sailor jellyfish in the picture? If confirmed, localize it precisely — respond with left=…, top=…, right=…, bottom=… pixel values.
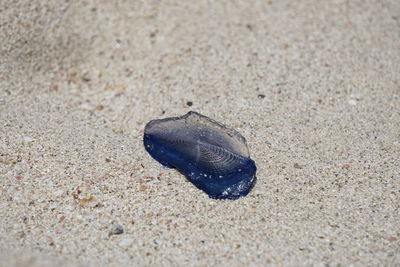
left=143, top=111, right=257, bottom=200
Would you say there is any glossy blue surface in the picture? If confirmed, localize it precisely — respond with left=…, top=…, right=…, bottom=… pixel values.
left=143, top=111, right=257, bottom=200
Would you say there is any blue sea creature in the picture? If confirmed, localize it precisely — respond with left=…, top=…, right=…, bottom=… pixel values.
left=143, top=111, right=257, bottom=200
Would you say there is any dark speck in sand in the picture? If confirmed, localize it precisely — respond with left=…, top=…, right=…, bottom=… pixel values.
left=257, top=94, right=266, bottom=99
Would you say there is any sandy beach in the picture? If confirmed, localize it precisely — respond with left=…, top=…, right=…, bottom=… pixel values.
left=1, top=0, right=399, bottom=266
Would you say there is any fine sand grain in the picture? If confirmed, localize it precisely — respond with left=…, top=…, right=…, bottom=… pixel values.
left=1, top=1, right=399, bottom=266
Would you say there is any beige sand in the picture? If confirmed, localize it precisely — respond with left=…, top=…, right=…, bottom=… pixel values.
left=1, top=1, right=399, bottom=266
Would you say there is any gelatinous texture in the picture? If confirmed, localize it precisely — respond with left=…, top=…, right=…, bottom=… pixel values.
left=143, top=111, right=257, bottom=200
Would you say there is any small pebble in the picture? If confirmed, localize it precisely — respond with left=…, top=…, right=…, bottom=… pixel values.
left=80, top=103, right=94, bottom=110
left=82, top=72, right=91, bottom=82
left=348, top=99, right=357, bottom=105
left=294, top=163, right=303, bottom=169
left=109, top=223, right=124, bottom=235
left=153, top=239, right=163, bottom=245
left=95, top=105, right=104, bottom=111
left=54, top=189, right=64, bottom=197
left=23, top=136, right=34, bottom=143
left=119, top=237, right=134, bottom=247
left=186, top=101, right=193, bottom=106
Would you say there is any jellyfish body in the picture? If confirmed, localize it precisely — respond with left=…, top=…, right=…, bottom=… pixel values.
left=143, top=111, right=257, bottom=200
